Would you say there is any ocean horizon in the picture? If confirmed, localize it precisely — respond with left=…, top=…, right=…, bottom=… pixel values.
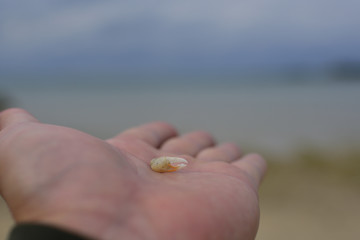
left=1, top=76, right=360, bottom=160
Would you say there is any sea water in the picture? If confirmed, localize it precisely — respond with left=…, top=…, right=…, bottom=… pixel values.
left=1, top=78, right=360, bottom=158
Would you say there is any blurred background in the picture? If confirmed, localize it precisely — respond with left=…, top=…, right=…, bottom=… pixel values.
left=1, top=0, right=360, bottom=239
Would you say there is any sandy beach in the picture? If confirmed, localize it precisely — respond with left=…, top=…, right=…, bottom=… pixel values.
left=0, top=198, right=13, bottom=239
left=257, top=154, right=360, bottom=240
left=1, top=153, right=359, bottom=239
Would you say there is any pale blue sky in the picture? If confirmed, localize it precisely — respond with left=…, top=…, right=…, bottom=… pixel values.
left=1, top=0, right=360, bottom=75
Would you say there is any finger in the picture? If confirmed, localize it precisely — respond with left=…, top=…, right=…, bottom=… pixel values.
left=0, top=108, right=38, bottom=130
left=197, top=143, right=242, bottom=162
left=160, top=131, right=215, bottom=156
left=112, top=121, right=178, bottom=148
left=232, top=153, right=267, bottom=189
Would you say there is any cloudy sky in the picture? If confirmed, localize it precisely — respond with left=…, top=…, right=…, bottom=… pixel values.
left=1, top=0, right=360, bottom=74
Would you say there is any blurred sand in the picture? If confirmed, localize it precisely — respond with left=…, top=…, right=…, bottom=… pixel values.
left=1, top=158, right=359, bottom=240
left=0, top=198, right=13, bottom=239
left=256, top=159, right=360, bottom=240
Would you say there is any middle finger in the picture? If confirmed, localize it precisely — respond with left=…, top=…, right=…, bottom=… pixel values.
left=160, top=131, right=215, bottom=156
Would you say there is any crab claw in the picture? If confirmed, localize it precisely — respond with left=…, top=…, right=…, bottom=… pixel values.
left=150, top=157, right=188, bottom=173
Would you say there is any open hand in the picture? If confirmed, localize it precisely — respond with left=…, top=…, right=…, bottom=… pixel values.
left=0, top=108, right=266, bottom=240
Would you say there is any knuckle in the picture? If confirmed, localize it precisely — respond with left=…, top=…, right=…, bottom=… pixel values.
left=0, top=108, right=27, bottom=116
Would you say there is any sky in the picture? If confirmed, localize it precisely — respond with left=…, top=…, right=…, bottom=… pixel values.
left=1, top=0, right=360, bottom=75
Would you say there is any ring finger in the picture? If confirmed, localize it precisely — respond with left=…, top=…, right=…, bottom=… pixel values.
left=196, top=142, right=242, bottom=162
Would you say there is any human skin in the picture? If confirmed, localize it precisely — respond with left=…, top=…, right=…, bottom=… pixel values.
left=0, top=108, right=266, bottom=240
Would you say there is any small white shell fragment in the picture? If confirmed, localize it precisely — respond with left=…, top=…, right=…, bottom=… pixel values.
left=150, top=157, right=188, bottom=173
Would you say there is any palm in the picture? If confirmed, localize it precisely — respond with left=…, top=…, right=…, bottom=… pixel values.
left=0, top=109, right=266, bottom=240
left=110, top=138, right=260, bottom=240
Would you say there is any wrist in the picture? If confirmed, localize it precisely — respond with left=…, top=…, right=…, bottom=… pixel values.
left=10, top=223, right=91, bottom=240
left=14, top=204, right=156, bottom=240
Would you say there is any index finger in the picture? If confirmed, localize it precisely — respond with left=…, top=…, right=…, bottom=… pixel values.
left=0, top=108, right=38, bottom=130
